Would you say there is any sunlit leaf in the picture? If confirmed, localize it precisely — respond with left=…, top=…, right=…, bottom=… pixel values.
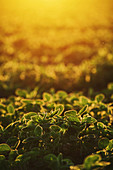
left=43, top=92, right=52, bottom=102
left=15, top=89, right=27, bottom=98
left=78, top=105, right=88, bottom=115
left=82, top=115, right=97, bottom=124
left=15, top=154, right=23, bottom=162
left=84, top=154, right=101, bottom=170
left=64, top=110, right=79, bottom=122
left=57, top=91, right=68, bottom=99
left=27, top=120, right=35, bottom=128
left=95, top=94, right=105, bottom=103
left=21, top=99, right=33, bottom=104
left=97, top=122, right=106, bottom=129
left=64, top=110, right=77, bottom=117
left=106, top=139, right=113, bottom=151
left=0, top=144, right=11, bottom=155
left=24, top=112, right=37, bottom=119
left=7, top=104, right=15, bottom=114
left=55, top=104, right=64, bottom=116
left=80, top=96, right=89, bottom=105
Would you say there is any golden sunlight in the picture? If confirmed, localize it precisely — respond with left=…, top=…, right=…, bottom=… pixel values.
left=0, top=0, right=112, bottom=28
left=1, top=0, right=112, bottom=19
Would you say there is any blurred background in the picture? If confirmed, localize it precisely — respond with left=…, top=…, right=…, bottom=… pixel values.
left=0, top=0, right=113, bottom=97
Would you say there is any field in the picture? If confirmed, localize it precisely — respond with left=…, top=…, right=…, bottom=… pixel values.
left=0, top=0, right=113, bottom=169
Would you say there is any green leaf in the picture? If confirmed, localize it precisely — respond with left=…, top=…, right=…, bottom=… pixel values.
left=80, top=96, right=89, bottom=105
left=27, top=120, right=35, bottom=128
left=43, top=92, right=52, bottom=102
left=95, top=94, right=105, bottom=103
left=15, top=154, right=23, bottom=162
left=55, top=104, right=64, bottom=116
left=21, top=99, right=33, bottom=104
left=29, top=87, right=38, bottom=98
left=64, top=110, right=79, bottom=122
left=31, top=115, right=39, bottom=121
left=15, top=89, right=27, bottom=98
left=57, top=91, right=67, bottom=99
left=7, top=104, right=15, bottom=114
left=78, top=105, right=88, bottom=116
left=0, top=144, right=11, bottom=155
left=84, top=154, right=101, bottom=170
left=64, top=110, right=77, bottom=117
left=97, top=122, right=106, bottom=129
left=106, top=139, right=113, bottom=151
left=34, top=125, right=43, bottom=136
left=65, top=104, right=73, bottom=110
left=49, top=110, right=59, bottom=118
left=24, top=112, right=37, bottom=119
left=82, top=115, right=97, bottom=124
left=35, top=99, right=44, bottom=105
left=98, top=138, right=109, bottom=149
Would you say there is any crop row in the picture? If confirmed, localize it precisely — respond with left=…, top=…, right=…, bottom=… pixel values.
left=0, top=89, right=113, bottom=169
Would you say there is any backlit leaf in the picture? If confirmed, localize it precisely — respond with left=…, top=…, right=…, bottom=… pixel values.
left=78, top=105, right=88, bottom=115
left=7, top=104, right=15, bottom=114
left=0, top=144, right=11, bottom=155
left=95, top=94, right=105, bottom=103
left=55, top=104, right=64, bottom=116
left=84, top=154, right=101, bottom=170
left=43, top=92, right=52, bottom=102
left=24, top=112, right=37, bottom=119
left=34, top=125, right=43, bottom=136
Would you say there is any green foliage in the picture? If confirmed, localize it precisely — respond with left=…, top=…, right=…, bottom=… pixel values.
left=15, top=89, right=27, bottom=98
left=43, top=92, right=52, bottom=102
left=78, top=105, right=88, bottom=116
left=65, top=110, right=79, bottom=122
left=0, top=144, right=11, bottom=155
left=0, top=89, right=113, bottom=169
left=95, top=94, right=105, bottom=103
left=84, top=154, right=101, bottom=169
left=7, top=104, right=15, bottom=114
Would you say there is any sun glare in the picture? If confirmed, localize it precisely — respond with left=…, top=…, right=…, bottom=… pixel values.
left=0, top=0, right=112, bottom=27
